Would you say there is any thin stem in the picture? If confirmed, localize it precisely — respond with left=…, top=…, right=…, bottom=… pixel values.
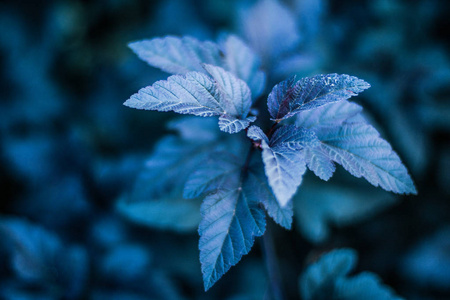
left=266, top=122, right=279, bottom=139
left=261, top=222, right=284, bottom=300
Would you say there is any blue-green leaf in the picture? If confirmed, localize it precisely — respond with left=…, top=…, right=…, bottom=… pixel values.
left=300, top=248, right=403, bottom=300
left=199, top=183, right=266, bottom=290
left=268, top=74, right=370, bottom=121
left=125, top=65, right=255, bottom=133
left=318, top=123, right=417, bottom=195
left=222, top=35, right=266, bottom=98
left=247, top=125, right=319, bottom=206
left=129, top=36, right=222, bottom=75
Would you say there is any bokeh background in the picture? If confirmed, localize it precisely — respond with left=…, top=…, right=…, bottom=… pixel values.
left=0, top=0, right=449, bottom=299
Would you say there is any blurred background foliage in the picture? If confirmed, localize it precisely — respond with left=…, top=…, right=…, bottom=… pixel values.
left=0, top=0, right=449, bottom=299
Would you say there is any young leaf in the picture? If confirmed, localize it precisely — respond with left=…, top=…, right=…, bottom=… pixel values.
left=222, top=35, right=266, bottom=98
left=317, top=123, right=417, bottom=195
left=268, top=74, right=370, bottom=121
left=125, top=65, right=254, bottom=133
left=299, top=248, right=403, bottom=300
left=247, top=125, right=319, bottom=207
left=199, top=183, right=266, bottom=290
left=247, top=157, right=293, bottom=229
left=128, top=36, right=223, bottom=75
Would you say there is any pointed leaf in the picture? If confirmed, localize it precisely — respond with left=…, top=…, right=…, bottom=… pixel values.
left=222, top=35, right=266, bottom=97
left=241, top=0, right=300, bottom=64
left=125, top=66, right=255, bottom=133
left=247, top=157, right=293, bottom=229
left=124, top=72, right=222, bottom=117
left=184, top=153, right=242, bottom=199
left=318, top=123, right=417, bottom=194
left=268, top=74, right=370, bottom=121
left=248, top=125, right=319, bottom=206
left=129, top=36, right=223, bottom=75
left=218, top=115, right=256, bottom=134
left=199, top=186, right=266, bottom=290
left=300, top=248, right=403, bottom=300
left=203, top=64, right=252, bottom=119
left=304, top=145, right=336, bottom=181
left=296, top=100, right=365, bottom=129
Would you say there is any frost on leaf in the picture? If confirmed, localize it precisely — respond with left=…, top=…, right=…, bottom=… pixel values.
left=299, top=248, right=403, bottom=300
left=124, top=65, right=255, bottom=133
left=247, top=125, right=319, bottom=207
left=295, top=101, right=417, bottom=194
left=268, top=74, right=370, bottom=121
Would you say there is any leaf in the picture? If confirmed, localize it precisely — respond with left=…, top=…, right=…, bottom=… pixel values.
left=199, top=185, right=266, bottom=290
left=241, top=0, right=300, bottom=65
left=296, top=100, right=365, bottom=129
left=247, top=157, right=293, bottom=229
left=118, top=117, right=245, bottom=232
left=295, top=100, right=417, bottom=194
left=184, top=153, right=243, bottom=199
left=0, top=218, right=88, bottom=299
left=299, top=248, right=403, bottom=300
left=317, top=123, right=417, bottom=195
left=268, top=74, right=370, bottom=121
left=129, top=35, right=266, bottom=101
left=293, top=179, right=397, bottom=243
left=222, top=35, right=266, bottom=98
left=218, top=115, right=257, bottom=134
left=128, top=36, right=223, bottom=75
left=303, top=145, right=336, bottom=181
left=117, top=195, right=202, bottom=232
left=189, top=151, right=267, bottom=290
left=202, top=64, right=252, bottom=119
left=247, top=125, right=319, bottom=207
left=125, top=65, right=254, bottom=133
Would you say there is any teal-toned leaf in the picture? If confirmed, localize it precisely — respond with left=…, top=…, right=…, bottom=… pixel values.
left=183, top=153, right=242, bottom=199
left=303, top=145, right=336, bottom=181
left=247, top=157, right=293, bottom=229
left=0, top=218, right=88, bottom=299
left=296, top=100, right=365, bottom=129
left=199, top=184, right=266, bottom=290
left=118, top=117, right=243, bottom=232
left=241, top=0, right=300, bottom=65
left=222, top=34, right=266, bottom=98
left=129, top=36, right=223, bottom=75
left=300, top=248, right=403, bottom=300
left=268, top=74, right=370, bottom=121
left=218, top=115, right=257, bottom=134
left=116, top=195, right=202, bottom=232
left=202, top=64, right=252, bottom=119
left=125, top=65, right=255, bottom=133
left=318, top=123, right=417, bottom=195
left=248, top=125, right=318, bottom=206
left=124, top=71, right=222, bottom=117
left=293, top=179, right=397, bottom=243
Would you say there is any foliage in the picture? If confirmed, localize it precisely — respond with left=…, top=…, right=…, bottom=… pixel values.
left=1, top=0, right=450, bottom=299
left=123, top=24, right=415, bottom=290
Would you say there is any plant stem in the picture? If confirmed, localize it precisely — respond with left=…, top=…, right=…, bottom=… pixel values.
left=261, top=222, right=284, bottom=300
